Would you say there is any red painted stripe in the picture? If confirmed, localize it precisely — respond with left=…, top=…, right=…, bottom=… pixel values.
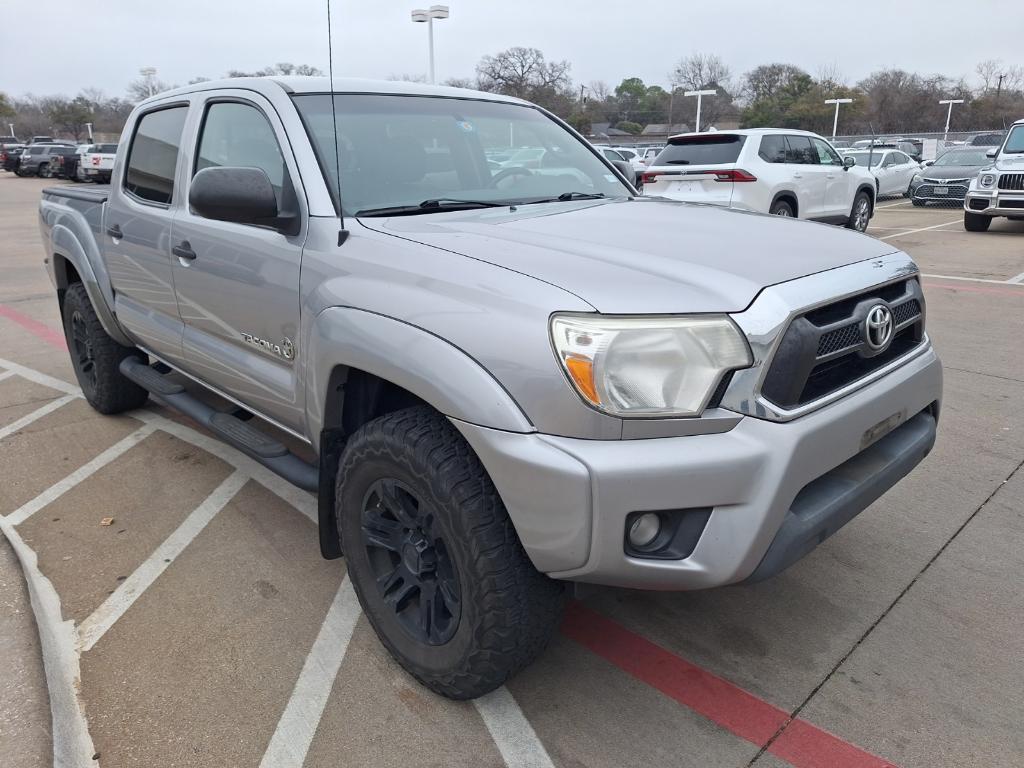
left=563, top=602, right=897, bottom=768
left=0, top=304, right=67, bottom=349
left=923, top=281, right=1024, bottom=297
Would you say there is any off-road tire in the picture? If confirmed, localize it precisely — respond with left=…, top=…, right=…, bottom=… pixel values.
left=769, top=199, right=794, bottom=217
left=61, top=283, right=149, bottom=414
left=963, top=212, right=991, bottom=232
left=336, top=405, right=564, bottom=699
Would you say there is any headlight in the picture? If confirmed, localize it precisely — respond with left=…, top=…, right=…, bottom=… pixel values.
left=550, top=314, right=752, bottom=417
left=979, top=174, right=997, bottom=188
left=911, top=174, right=922, bottom=185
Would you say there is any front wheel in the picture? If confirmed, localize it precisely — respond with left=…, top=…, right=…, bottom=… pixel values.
left=963, top=212, right=991, bottom=232
left=36, top=162, right=49, bottom=178
left=61, top=283, right=149, bottom=414
left=847, top=191, right=872, bottom=232
left=337, top=406, right=564, bottom=699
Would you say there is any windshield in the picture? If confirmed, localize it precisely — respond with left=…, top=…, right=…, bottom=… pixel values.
left=292, top=94, right=631, bottom=215
left=933, top=150, right=989, bottom=166
left=1004, top=126, right=1024, bottom=154
left=846, top=152, right=885, bottom=168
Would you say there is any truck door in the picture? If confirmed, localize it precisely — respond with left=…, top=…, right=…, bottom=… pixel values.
left=103, top=104, right=190, bottom=365
left=170, top=93, right=307, bottom=433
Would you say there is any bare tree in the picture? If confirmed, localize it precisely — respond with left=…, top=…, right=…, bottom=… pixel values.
left=127, top=78, right=176, bottom=102
left=670, top=53, right=731, bottom=92
left=476, top=47, right=572, bottom=100
left=442, top=77, right=476, bottom=90
left=976, top=59, right=1024, bottom=93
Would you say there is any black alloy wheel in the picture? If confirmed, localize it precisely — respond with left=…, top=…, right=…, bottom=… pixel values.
left=361, top=477, right=461, bottom=645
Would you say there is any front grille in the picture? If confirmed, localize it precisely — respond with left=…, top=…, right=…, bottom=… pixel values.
left=761, top=279, right=925, bottom=410
left=915, top=183, right=968, bottom=199
left=1002, top=199, right=1024, bottom=209
left=998, top=173, right=1024, bottom=191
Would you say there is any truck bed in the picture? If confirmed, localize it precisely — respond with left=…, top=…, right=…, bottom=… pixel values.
left=42, top=185, right=110, bottom=204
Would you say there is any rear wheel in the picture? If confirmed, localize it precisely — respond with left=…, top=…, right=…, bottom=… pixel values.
left=337, top=405, right=564, bottom=699
left=963, top=212, right=992, bottom=232
left=61, top=283, right=149, bottom=414
left=769, top=199, right=794, bottom=217
left=847, top=191, right=872, bottom=232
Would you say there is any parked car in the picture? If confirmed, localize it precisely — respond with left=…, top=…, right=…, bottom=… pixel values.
left=1, top=144, right=24, bottom=173
left=641, top=128, right=876, bottom=230
left=964, top=118, right=1024, bottom=231
left=638, top=146, right=662, bottom=166
left=39, top=76, right=941, bottom=699
left=843, top=149, right=920, bottom=197
left=27, top=135, right=57, bottom=145
left=82, top=142, right=118, bottom=183
left=46, top=144, right=93, bottom=181
left=831, top=139, right=852, bottom=149
left=16, top=144, right=75, bottom=176
left=964, top=132, right=1005, bottom=147
left=0, top=135, right=21, bottom=148
left=910, top=147, right=993, bottom=206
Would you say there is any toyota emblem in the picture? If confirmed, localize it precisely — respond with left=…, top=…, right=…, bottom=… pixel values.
left=864, top=305, right=894, bottom=351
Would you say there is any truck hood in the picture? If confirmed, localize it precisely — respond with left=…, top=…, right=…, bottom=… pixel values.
left=359, top=198, right=899, bottom=313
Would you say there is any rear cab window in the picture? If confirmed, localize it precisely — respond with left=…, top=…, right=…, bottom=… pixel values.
left=124, top=106, right=189, bottom=205
left=653, top=134, right=746, bottom=166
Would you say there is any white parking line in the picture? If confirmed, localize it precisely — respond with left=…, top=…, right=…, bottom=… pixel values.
left=1008, top=271, right=1024, bottom=284
left=77, top=469, right=248, bottom=651
left=0, top=356, right=81, bottom=395
left=475, top=686, right=557, bottom=768
left=4, top=425, right=156, bottom=526
left=0, top=369, right=15, bottom=383
left=922, top=273, right=1024, bottom=286
left=880, top=219, right=963, bottom=239
left=0, top=394, right=76, bottom=441
left=875, top=200, right=912, bottom=209
left=258, top=578, right=362, bottom=768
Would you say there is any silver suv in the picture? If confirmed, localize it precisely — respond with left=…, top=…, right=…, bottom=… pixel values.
left=964, top=118, right=1024, bottom=230
left=39, top=77, right=942, bottom=698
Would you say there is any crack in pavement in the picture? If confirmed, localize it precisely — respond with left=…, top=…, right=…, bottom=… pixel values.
left=745, top=454, right=1024, bottom=767
left=943, top=365, right=1024, bottom=386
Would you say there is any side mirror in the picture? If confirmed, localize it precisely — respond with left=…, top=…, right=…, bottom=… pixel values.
left=843, top=156, right=857, bottom=168
left=986, top=147, right=998, bottom=159
left=190, top=166, right=294, bottom=233
left=922, top=160, right=934, bottom=167
left=610, top=158, right=636, bottom=188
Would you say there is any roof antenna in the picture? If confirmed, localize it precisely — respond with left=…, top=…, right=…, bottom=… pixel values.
left=327, top=0, right=349, bottom=245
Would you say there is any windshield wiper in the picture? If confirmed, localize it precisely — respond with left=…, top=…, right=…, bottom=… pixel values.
left=518, top=192, right=609, bottom=206
left=356, top=198, right=508, bottom=217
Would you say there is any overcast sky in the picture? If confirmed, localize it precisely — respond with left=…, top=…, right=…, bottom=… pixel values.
left=2, top=0, right=1019, bottom=98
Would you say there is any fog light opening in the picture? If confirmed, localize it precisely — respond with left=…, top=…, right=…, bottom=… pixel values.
left=628, top=513, right=662, bottom=548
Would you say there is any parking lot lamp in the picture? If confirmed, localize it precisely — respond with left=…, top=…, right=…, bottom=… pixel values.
left=824, top=98, right=853, bottom=138
left=411, top=5, right=449, bottom=84
left=7, top=123, right=13, bottom=138
left=139, top=67, right=157, bottom=97
left=939, top=98, right=964, bottom=142
left=684, top=89, right=717, bottom=132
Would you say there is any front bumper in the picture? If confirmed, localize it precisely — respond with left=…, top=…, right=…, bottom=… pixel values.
left=453, top=344, right=942, bottom=590
left=964, top=188, right=1024, bottom=215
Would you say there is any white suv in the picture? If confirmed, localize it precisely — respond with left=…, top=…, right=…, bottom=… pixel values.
left=641, top=129, right=877, bottom=232
left=963, top=118, right=1024, bottom=232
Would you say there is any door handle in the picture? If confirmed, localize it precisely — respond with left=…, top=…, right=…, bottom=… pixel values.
left=173, top=241, right=197, bottom=261
left=106, top=223, right=122, bottom=239
left=792, top=173, right=803, bottom=179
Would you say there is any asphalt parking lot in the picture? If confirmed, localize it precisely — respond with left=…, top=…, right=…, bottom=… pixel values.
left=2, top=175, right=1024, bottom=768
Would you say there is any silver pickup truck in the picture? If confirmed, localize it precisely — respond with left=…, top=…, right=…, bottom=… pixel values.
left=39, top=77, right=942, bottom=699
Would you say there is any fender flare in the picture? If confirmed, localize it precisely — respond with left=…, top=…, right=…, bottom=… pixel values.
left=305, top=306, right=534, bottom=449
left=854, top=183, right=877, bottom=216
left=46, top=211, right=133, bottom=347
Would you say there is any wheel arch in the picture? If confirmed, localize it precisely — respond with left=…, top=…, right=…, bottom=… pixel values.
left=770, top=190, right=799, bottom=217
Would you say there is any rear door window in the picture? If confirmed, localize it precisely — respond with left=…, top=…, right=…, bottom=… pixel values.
left=124, top=106, right=188, bottom=205
left=758, top=134, right=787, bottom=163
left=784, top=136, right=818, bottom=164
left=653, top=134, right=745, bottom=166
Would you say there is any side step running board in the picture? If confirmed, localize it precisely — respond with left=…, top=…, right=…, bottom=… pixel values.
left=120, top=358, right=319, bottom=491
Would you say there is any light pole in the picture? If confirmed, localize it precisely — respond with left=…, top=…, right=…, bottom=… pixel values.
left=85, top=122, right=94, bottom=142
left=139, top=67, right=157, bottom=97
left=824, top=98, right=853, bottom=138
left=684, top=89, right=717, bottom=132
left=7, top=123, right=14, bottom=138
left=411, top=5, right=449, bottom=85
left=939, top=98, right=964, bottom=142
